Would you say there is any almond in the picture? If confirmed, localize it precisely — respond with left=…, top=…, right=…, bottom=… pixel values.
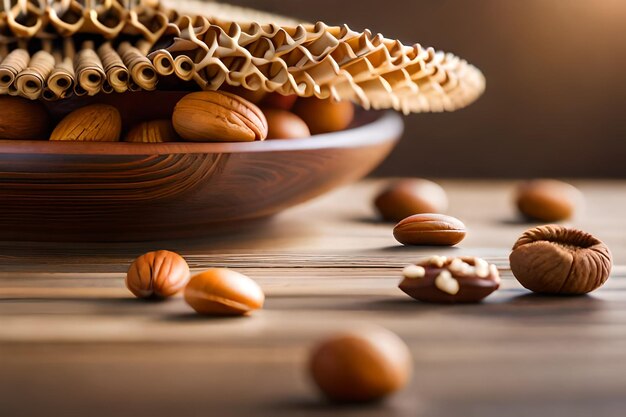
left=125, top=119, right=177, bottom=143
left=49, top=104, right=121, bottom=141
left=0, top=96, right=50, bottom=140
left=172, top=91, right=268, bottom=142
left=393, top=213, right=467, bottom=246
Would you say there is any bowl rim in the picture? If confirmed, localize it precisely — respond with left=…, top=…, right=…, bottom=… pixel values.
left=0, top=111, right=403, bottom=156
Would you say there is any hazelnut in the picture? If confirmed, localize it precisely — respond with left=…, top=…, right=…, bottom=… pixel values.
left=184, top=268, right=265, bottom=316
left=309, top=328, right=412, bottom=403
left=126, top=250, right=190, bottom=299
left=515, top=179, right=583, bottom=222
left=263, top=108, right=311, bottom=139
left=172, top=91, right=268, bottom=142
left=292, top=98, right=354, bottom=134
left=374, top=179, right=448, bottom=222
left=262, top=93, right=298, bottom=110
left=509, top=225, right=612, bottom=294
left=399, top=256, right=500, bottom=303
left=0, top=96, right=50, bottom=139
left=393, top=213, right=466, bottom=246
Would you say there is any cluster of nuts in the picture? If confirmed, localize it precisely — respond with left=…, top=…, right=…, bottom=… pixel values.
left=378, top=178, right=612, bottom=302
left=126, top=250, right=264, bottom=316
left=0, top=90, right=355, bottom=143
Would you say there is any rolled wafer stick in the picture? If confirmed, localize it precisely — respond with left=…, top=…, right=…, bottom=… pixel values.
left=4, top=0, right=45, bottom=38
left=74, top=40, right=106, bottom=96
left=15, top=47, right=55, bottom=100
left=174, top=54, right=194, bottom=81
left=45, top=40, right=76, bottom=100
left=0, top=47, right=29, bottom=93
left=98, top=41, right=129, bottom=93
left=118, top=40, right=158, bottom=91
left=150, top=49, right=175, bottom=76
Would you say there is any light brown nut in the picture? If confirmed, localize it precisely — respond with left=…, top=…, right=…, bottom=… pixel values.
left=515, top=179, right=583, bottom=222
left=509, top=225, right=612, bottom=294
left=263, top=108, right=311, bottom=139
left=126, top=250, right=190, bottom=299
left=399, top=256, right=500, bottom=303
left=125, top=119, right=178, bottom=143
left=172, top=91, right=268, bottom=142
left=50, top=104, right=121, bottom=141
left=0, top=96, right=50, bottom=140
left=292, top=98, right=354, bottom=135
left=393, top=213, right=466, bottom=246
left=184, top=268, right=265, bottom=316
left=309, top=327, right=412, bottom=403
left=374, top=179, right=448, bottom=222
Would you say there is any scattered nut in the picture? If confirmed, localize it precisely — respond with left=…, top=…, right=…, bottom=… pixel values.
left=184, top=268, right=265, bottom=316
left=125, top=119, right=177, bottom=143
left=393, top=213, right=466, bottom=246
left=126, top=250, right=190, bottom=299
left=515, top=179, right=583, bottom=222
left=374, top=179, right=448, bottom=222
left=263, top=108, right=311, bottom=139
left=509, top=225, right=612, bottom=294
left=172, top=91, right=268, bottom=142
left=309, top=327, right=412, bottom=403
left=0, top=96, right=50, bottom=140
left=292, top=97, right=354, bottom=134
left=399, top=256, right=500, bottom=303
left=50, top=104, right=121, bottom=141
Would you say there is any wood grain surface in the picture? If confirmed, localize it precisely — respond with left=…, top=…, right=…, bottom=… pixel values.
left=1, top=180, right=626, bottom=417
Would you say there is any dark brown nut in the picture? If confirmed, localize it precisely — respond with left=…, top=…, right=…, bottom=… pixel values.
left=399, top=256, right=500, bottom=303
left=126, top=250, right=190, bottom=299
left=374, top=179, right=448, bottom=222
left=292, top=98, right=354, bottom=134
left=509, top=225, right=612, bottom=294
left=309, top=327, right=412, bottom=403
left=184, top=268, right=265, bottom=316
left=125, top=119, right=177, bottom=143
left=172, top=91, right=268, bottom=142
left=0, top=96, right=50, bottom=139
left=393, top=213, right=466, bottom=246
left=263, top=108, right=311, bottom=139
left=263, top=92, right=298, bottom=110
left=515, top=179, right=583, bottom=222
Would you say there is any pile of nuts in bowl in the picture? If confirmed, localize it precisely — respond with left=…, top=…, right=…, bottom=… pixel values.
left=0, top=89, right=355, bottom=142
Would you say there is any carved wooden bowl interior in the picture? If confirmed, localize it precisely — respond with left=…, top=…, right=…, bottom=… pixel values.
left=0, top=110, right=402, bottom=241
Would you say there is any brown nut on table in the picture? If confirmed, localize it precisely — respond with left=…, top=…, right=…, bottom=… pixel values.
left=50, top=104, right=121, bottom=141
left=184, top=268, right=265, bottom=316
left=0, top=96, right=50, bottom=139
left=125, top=119, right=177, bottom=143
left=374, top=179, right=448, bottom=222
left=509, top=225, right=612, bottom=294
left=292, top=98, right=354, bottom=135
left=172, top=91, right=268, bottom=142
left=263, top=108, right=311, bottom=139
left=126, top=250, right=190, bottom=299
left=399, top=256, right=500, bottom=303
left=309, top=327, right=412, bottom=403
left=515, top=179, right=583, bottom=222
left=393, top=213, right=466, bottom=246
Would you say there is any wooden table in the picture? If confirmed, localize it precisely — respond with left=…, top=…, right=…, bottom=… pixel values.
left=2, top=180, right=626, bottom=417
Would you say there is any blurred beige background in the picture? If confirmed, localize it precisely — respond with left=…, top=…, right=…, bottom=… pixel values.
left=208, top=0, right=626, bottom=177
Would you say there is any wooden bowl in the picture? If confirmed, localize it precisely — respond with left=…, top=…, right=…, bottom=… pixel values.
left=0, top=111, right=402, bottom=241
